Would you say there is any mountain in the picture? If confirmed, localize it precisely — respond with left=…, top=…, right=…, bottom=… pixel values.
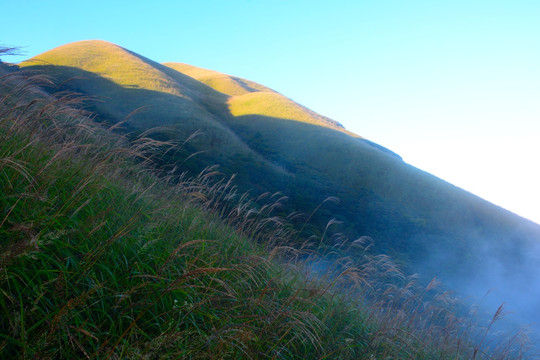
left=21, top=40, right=540, bottom=315
left=5, top=49, right=530, bottom=358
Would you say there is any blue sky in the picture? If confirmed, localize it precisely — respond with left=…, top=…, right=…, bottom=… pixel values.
left=3, top=0, right=540, bottom=224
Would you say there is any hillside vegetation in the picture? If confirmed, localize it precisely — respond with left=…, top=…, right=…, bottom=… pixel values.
left=20, top=42, right=540, bottom=347
left=0, top=52, right=530, bottom=358
left=21, top=41, right=540, bottom=282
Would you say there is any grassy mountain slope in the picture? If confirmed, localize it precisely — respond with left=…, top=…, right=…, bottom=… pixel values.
left=4, top=59, right=527, bottom=359
left=20, top=40, right=540, bottom=303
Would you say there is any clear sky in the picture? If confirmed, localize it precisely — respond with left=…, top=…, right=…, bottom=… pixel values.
left=3, top=0, right=539, bottom=224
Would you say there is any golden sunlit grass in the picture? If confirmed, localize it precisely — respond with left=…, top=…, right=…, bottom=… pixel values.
left=163, top=60, right=358, bottom=137
left=21, top=40, right=187, bottom=97
left=18, top=40, right=266, bottom=176
left=164, top=62, right=273, bottom=96
left=227, top=91, right=350, bottom=132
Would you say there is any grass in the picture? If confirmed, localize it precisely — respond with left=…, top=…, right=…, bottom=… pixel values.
left=0, top=54, right=531, bottom=359
left=163, top=60, right=355, bottom=135
left=227, top=91, right=351, bottom=132
left=16, top=42, right=540, bottom=351
left=0, top=68, right=323, bottom=358
left=22, top=40, right=186, bottom=97
left=22, top=41, right=354, bottom=134
left=22, top=41, right=539, bottom=264
left=164, top=62, right=274, bottom=97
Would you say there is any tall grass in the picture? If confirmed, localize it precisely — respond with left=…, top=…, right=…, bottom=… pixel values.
left=0, top=61, right=530, bottom=359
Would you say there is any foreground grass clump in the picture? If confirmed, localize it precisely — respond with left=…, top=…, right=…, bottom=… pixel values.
left=0, top=65, right=528, bottom=359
